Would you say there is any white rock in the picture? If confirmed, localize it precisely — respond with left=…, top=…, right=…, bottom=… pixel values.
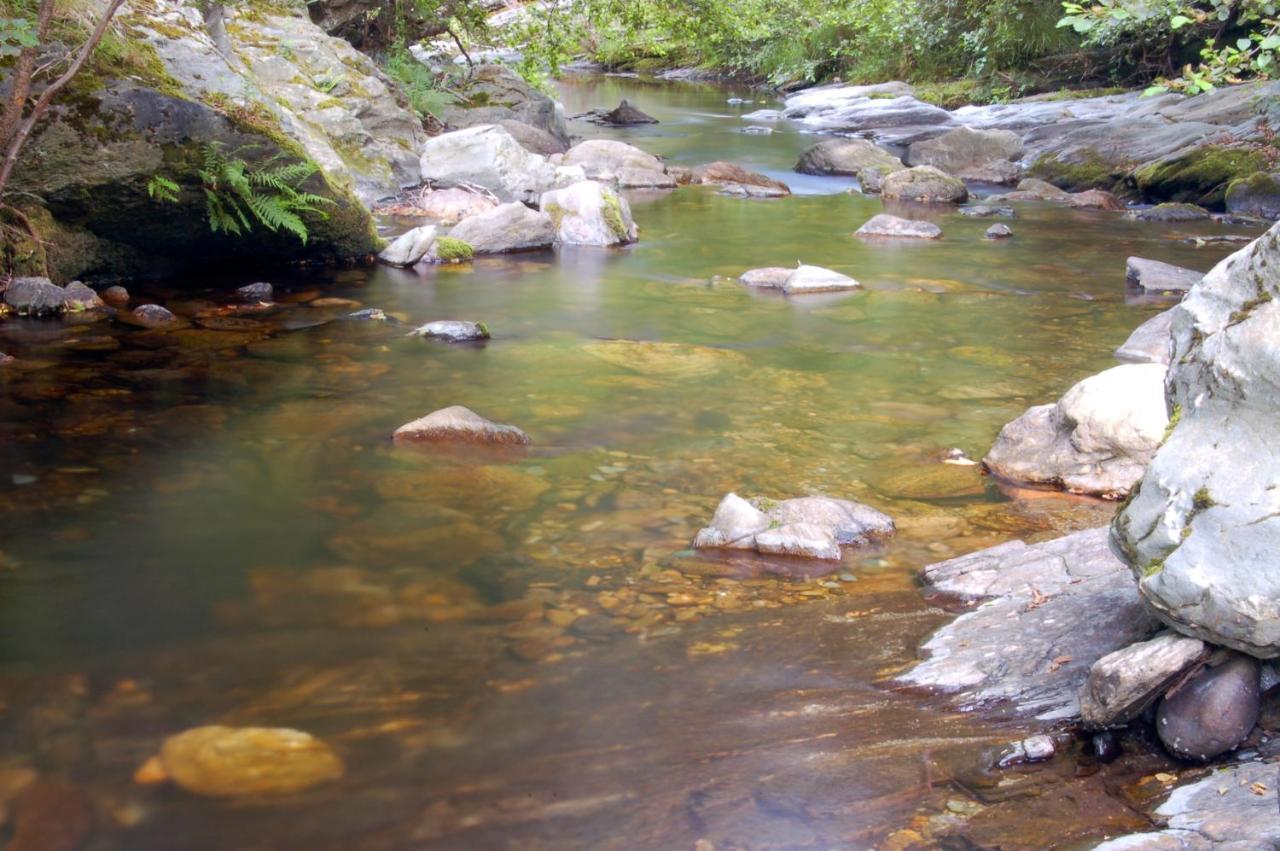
left=393, top=405, right=529, bottom=444
left=419, top=124, right=558, bottom=204
left=539, top=180, right=637, bottom=246
left=782, top=265, right=860, bottom=294
left=378, top=226, right=437, bottom=267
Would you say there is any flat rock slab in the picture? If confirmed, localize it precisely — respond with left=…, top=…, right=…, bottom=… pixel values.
left=693, top=493, right=894, bottom=561
left=1126, top=257, right=1204, bottom=294
left=408, top=321, right=489, bottom=342
left=738, top=267, right=793, bottom=289
left=856, top=214, right=942, bottom=239
left=1094, top=761, right=1280, bottom=849
left=449, top=203, right=555, bottom=254
left=1115, top=309, right=1175, bottom=364
left=393, top=405, right=529, bottom=445
left=782, top=265, right=860, bottom=294
left=900, top=527, right=1159, bottom=720
left=1080, top=631, right=1209, bottom=729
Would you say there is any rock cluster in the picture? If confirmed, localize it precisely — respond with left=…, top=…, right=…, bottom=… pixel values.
left=693, top=493, right=894, bottom=561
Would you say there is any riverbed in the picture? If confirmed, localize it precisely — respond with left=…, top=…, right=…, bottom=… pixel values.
left=0, top=74, right=1264, bottom=848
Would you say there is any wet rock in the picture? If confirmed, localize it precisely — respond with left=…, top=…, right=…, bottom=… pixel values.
left=983, top=363, right=1168, bottom=498
left=414, top=186, right=500, bottom=223
left=781, top=84, right=954, bottom=139
left=959, top=204, right=1015, bottom=217
left=855, top=214, right=942, bottom=239
left=1115, top=308, right=1174, bottom=364
left=235, top=281, right=274, bottom=302
left=984, top=223, right=1013, bottom=239
left=1094, top=760, right=1280, bottom=849
left=616, top=166, right=677, bottom=190
left=130, top=304, right=178, bottom=329
left=1007, top=177, right=1071, bottom=202
left=576, top=99, right=658, bottom=126
left=693, top=492, right=894, bottom=561
left=1114, top=223, right=1280, bottom=656
left=100, top=285, right=129, bottom=306
left=582, top=339, right=746, bottom=376
left=439, top=65, right=569, bottom=150
left=996, top=734, right=1056, bottom=767
left=1225, top=171, right=1280, bottom=220
left=794, top=138, right=904, bottom=190
left=408, top=320, right=489, bottom=342
left=1080, top=632, right=1209, bottom=729
left=0, top=352, right=12, bottom=365
left=881, top=166, right=968, bottom=204
left=419, top=124, right=561, bottom=205
left=738, top=267, right=793, bottom=289
left=152, top=725, right=344, bottom=797
left=540, top=180, right=638, bottom=246
left=689, top=161, right=791, bottom=196
left=60, top=281, right=103, bottom=311
left=1091, top=731, right=1121, bottom=763
left=498, top=119, right=568, bottom=156
left=1129, top=202, right=1211, bottom=222
left=3, top=277, right=65, bottom=316
left=449, top=203, right=555, bottom=254
left=901, top=526, right=1158, bottom=720
left=1066, top=189, right=1125, bottom=211
left=378, top=225, right=438, bottom=267
left=393, top=405, right=529, bottom=445
left=718, top=182, right=788, bottom=199
left=562, top=139, right=667, bottom=187
left=6, top=781, right=93, bottom=851
left=1126, top=256, right=1205, bottom=295
left=346, top=308, right=389, bottom=321
left=782, top=265, right=860, bottom=294
left=1157, top=654, right=1260, bottom=761
left=905, top=126, right=1023, bottom=184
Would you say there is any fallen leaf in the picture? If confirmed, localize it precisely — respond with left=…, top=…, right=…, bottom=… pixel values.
left=1047, top=654, right=1073, bottom=673
left=1251, top=782, right=1269, bottom=796
left=1154, top=772, right=1177, bottom=783
left=1027, top=587, right=1050, bottom=610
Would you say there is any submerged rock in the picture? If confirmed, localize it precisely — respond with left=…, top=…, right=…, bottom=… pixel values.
left=881, top=166, right=967, bottom=204
left=996, top=734, right=1056, bottom=767
left=234, top=281, right=274, bottom=303
left=1156, top=653, right=1260, bottom=761
left=577, top=99, right=658, bottom=126
left=448, top=203, right=555, bottom=254
left=689, top=161, right=791, bottom=196
left=782, top=265, right=860, bottom=294
left=1129, top=202, right=1210, bottom=222
left=408, top=320, right=489, bottom=342
left=540, top=180, right=638, bottom=246
left=1126, top=256, right=1205, bottom=294
left=130, top=304, right=179, bottom=329
left=855, top=214, right=942, bottom=239
left=378, top=226, right=438, bottom=267
left=983, top=363, right=1168, bottom=498
left=1079, top=632, right=1209, bottom=729
left=3, top=277, right=65, bottom=316
left=149, top=726, right=343, bottom=798
left=959, top=204, right=1015, bottom=218
left=901, top=527, right=1157, bottom=720
left=1114, top=308, right=1175, bottom=364
left=984, top=223, right=1013, bottom=239
left=693, top=493, right=894, bottom=561
left=393, top=405, right=529, bottom=445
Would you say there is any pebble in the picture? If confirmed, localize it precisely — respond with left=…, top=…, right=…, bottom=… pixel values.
left=985, top=224, right=1014, bottom=240
left=149, top=725, right=344, bottom=797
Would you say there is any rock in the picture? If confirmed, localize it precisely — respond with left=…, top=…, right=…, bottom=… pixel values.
left=393, top=405, right=529, bottom=445
left=959, top=205, right=1015, bottom=217
left=539, top=180, right=638, bottom=246
left=794, top=139, right=904, bottom=191
left=984, top=223, right=1013, bottom=239
left=419, top=124, right=561, bottom=205
left=408, top=320, right=489, bottom=342
left=738, top=267, right=793, bottom=289
left=1225, top=171, right=1280, bottom=220
left=3, top=277, right=65, bottom=316
left=1156, top=653, right=1260, bottom=761
left=0, top=352, right=12, bottom=366
left=782, top=265, right=860, bottom=294
left=378, top=225, right=438, bottom=267
left=562, top=139, right=667, bottom=187
left=781, top=84, right=955, bottom=139
left=1130, top=202, right=1211, bottom=222
left=234, top=281, right=273, bottom=303
left=1094, top=761, right=1280, bottom=849
left=1079, top=632, right=1210, bottom=729
left=905, top=126, right=1023, bottom=184
left=100, top=285, right=129, bottom=306
left=497, top=119, right=568, bottom=156
left=439, top=65, right=570, bottom=149
left=130, top=304, right=178, bottom=329
left=718, top=183, right=789, bottom=199
left=1113, top=222, right=1280, bottom=657
left=984, top=363, right=1168, bottom=498
left=902, top=526, right=1158, bottom=720
left=616, top=167, right=677, bottom=190
left=1115, top=309, right=1175, bottom=364
left=692, top=493, right=894, bottom=561
left=1009, top=177, right=1071, bottom=201
left=448, top=203, right=555, bottom=254
left=61, top=281, right=104, bottom=311
left=346, top=308, right=389, bottom=321
left=689, top=161, right=790, bottom=196
left=881, top=166, right=968, bottom=204
left=154, top=726, right=343, bottom=797
left=997, top=734, right=1056, bottom=767
left=414, top=186, right=500, bottom=223
left=1091, top=731, right=1122, bottom=762
left=1126, top=256, right=1204, bottom=294
left=855, top=214, right=942, bottom=239
left=1066, top=189, right=1126, bottom=211
left=581, top=99, right=658, bottom=126
left=6, top=781, right=93, bottom=851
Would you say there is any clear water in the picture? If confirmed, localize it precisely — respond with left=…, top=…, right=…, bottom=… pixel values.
left=0, top=74, right=1261, bottom=849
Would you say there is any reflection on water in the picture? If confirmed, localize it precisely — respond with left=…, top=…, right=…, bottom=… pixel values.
left=0, top=74, right=1259, bottom=848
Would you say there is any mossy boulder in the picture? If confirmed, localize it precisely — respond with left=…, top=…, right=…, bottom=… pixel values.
left=1131, top=146, right=1266, bottom=208
left=1028, top=150, right=1124, bottom=193
left=1225, top=172, right=1280, bottom=220
left=439, top=65, right=569, bottom=150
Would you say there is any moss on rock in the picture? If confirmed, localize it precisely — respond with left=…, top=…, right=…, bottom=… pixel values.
left=1132, top=146, right=1266, bottom=208
left=1028, top=150, right=1122, bottom=192
left=433, top=236, right=474, bottom=263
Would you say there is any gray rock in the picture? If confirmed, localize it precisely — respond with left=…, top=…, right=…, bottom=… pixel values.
left=855, top=213, right=942, bottom=239
left=61, top=281, right=104, bottom=311
left=1067, top=189, right=1126, bottom=211
left=3, top=277, right=66, bottom=316
left=1225, top=171, right=1280, bottom=220
left=1115, top=309, right=1175, bottom=365
left=718, top=183, right=788, bottom=199
left=539, top=180, right=637, bottom=247
left=959, top=205, right=1015, bottom=217
left=693, top=493, right=894, bottom=561
left=616, top=167, right=677, bottom=190
left=782, top=86, right=956, bottom=140
left=408, top=320, right=489, bottom=342
left=1113, top=223, right=1280, bottom=657
left=1080, top=632, right=1209, bottom=729
left=794, top=139, right=904, bottom=192
left=901, top=527, right=1158, bottom=720
left=782, top=265, right=860, bottom=294
left=439, top=65, right=570, bottom=149
left=576, top=99, right=658, bottom=126
left=983, top=363, right=1169, bottom=498
left=497, top=119, right=568, bottom=156
left=881, top=166, right=968, bottom=204
left=378, top=226, right=438, bottom=267
left=346, top=308, right=388, bottom=321
left=1129, top=202, right=1211, bottom=222
left=689, top=161, right=791, bottom=196
left=131, top=304, right=178, bottom=328
left=419, top=125, right=561, bottom=205
left=1009, top=177, right=1071, bottom=201
left=1093, top=761, right=1280, bottom=850
left=738, top=267, right=793, bottom=289
left=984, top=223, right=1013, bottom=239
left=998, top=734, right=1057, bottom=767
left=1157, top=653, right=1260, bottom=761
left=448, top=203, right=555, bottom=254
left=235, top=282, right=273, bottom=303
left=562, top=139, right=667, bottom=188
left=100, top=286, right=129, bottom=306
left=1126, top=256, right=1205, bottom=295
left=393, top=405, right=529, bottom=444
left=905, top=126, right=1023, bottom=184
left=413, top=187, right=499, bottom=224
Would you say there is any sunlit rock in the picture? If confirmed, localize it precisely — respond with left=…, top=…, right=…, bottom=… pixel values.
left=540, top=180, right=638, bottom=246
left=378, top=226, right=438, bottom=267
left=148, top=726, right=343, bottom=797
left=693, top=493, right=894, bottom=561
left=782, top=265, right=860, bottom=294
left=408, top=320, right=489, bottom=342
left=882, top=166, right=968, bottom=204
left=1079, top=632, right=1209, bottom=729
left=856, top=214, right=942, bottom=240
left=393, top=405, right=529, bottom=444
left=1114, top=309, right=1174, bottom=365
left=449, top=203, right=554, bottom=254
left=1126, top=257, right=1204, bottom=294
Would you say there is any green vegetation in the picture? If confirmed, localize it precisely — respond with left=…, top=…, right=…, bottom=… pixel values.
left=382, top=48, right=458, bottom=122
left=433, top=235, right=474, bottom=262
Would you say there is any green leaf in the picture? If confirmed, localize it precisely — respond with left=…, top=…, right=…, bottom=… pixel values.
left=1170, top=14, right=1193, bottom=28
left=1239, top=37, right=1254, bottom=49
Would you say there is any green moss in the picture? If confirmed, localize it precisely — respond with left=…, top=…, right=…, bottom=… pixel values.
left=1161, top=403, right=1183, bottom=444
left=543, top=201, right=566, bottom=229
left=1192, top=486, right=1215, bottom=512
left=434, top=236, right=474, bottom=263
left=1229, top=290, right=1273, bottom=324
left=913, top=79, right=988, bottom=110
left=1140, top=558, right=1165, bottom=577
left=1132, top=146, right=1267, bottom=207
left=1225, top=171, right=1280, bottom=210
left=1029, top=150, right=1121, bottom=192
left=602, top=191, right=629, bottom=241
left=1037, top=86, right=1128, bottom=101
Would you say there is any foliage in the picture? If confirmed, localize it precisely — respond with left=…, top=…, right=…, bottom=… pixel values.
left=382, top=48, right=458, bottom=121
left=0, top=14, right=36, bottom=56
left=146, top=174, right=179, bottom=202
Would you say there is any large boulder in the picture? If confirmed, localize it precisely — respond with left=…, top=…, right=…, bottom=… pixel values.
left=1155, top=653, right=1260, bottom=761
left=448, top=203, right=555, bottom=254
left=855, top=214, right=942, bottom=239
left=377, top=226, right=437, bottom=267
left=3, top=277, right=67, bottom=316
left=419, top=125, right=566, bottom=205
left=983, top=364, right=1169, bottom=498
left=693, top=493, right=893, bottom=561
left=561, top=140, right=668, bottom=187
left=1113, top=222, right=1280, bottom=657
left=1225, top=171, right=1280, bottom=220
left=1115, top=309, right=1175, bottom=364
left=147, top=726, right=343, bottom=798
left=881, top=166, right=968, bottom=204
left=905, top=126, right=1023, bottom=184
left=794, top=139, right=904, bottom=191
left=438, top=64, right=570, bottom=150
left=540, top=180, right=637, bottom=247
